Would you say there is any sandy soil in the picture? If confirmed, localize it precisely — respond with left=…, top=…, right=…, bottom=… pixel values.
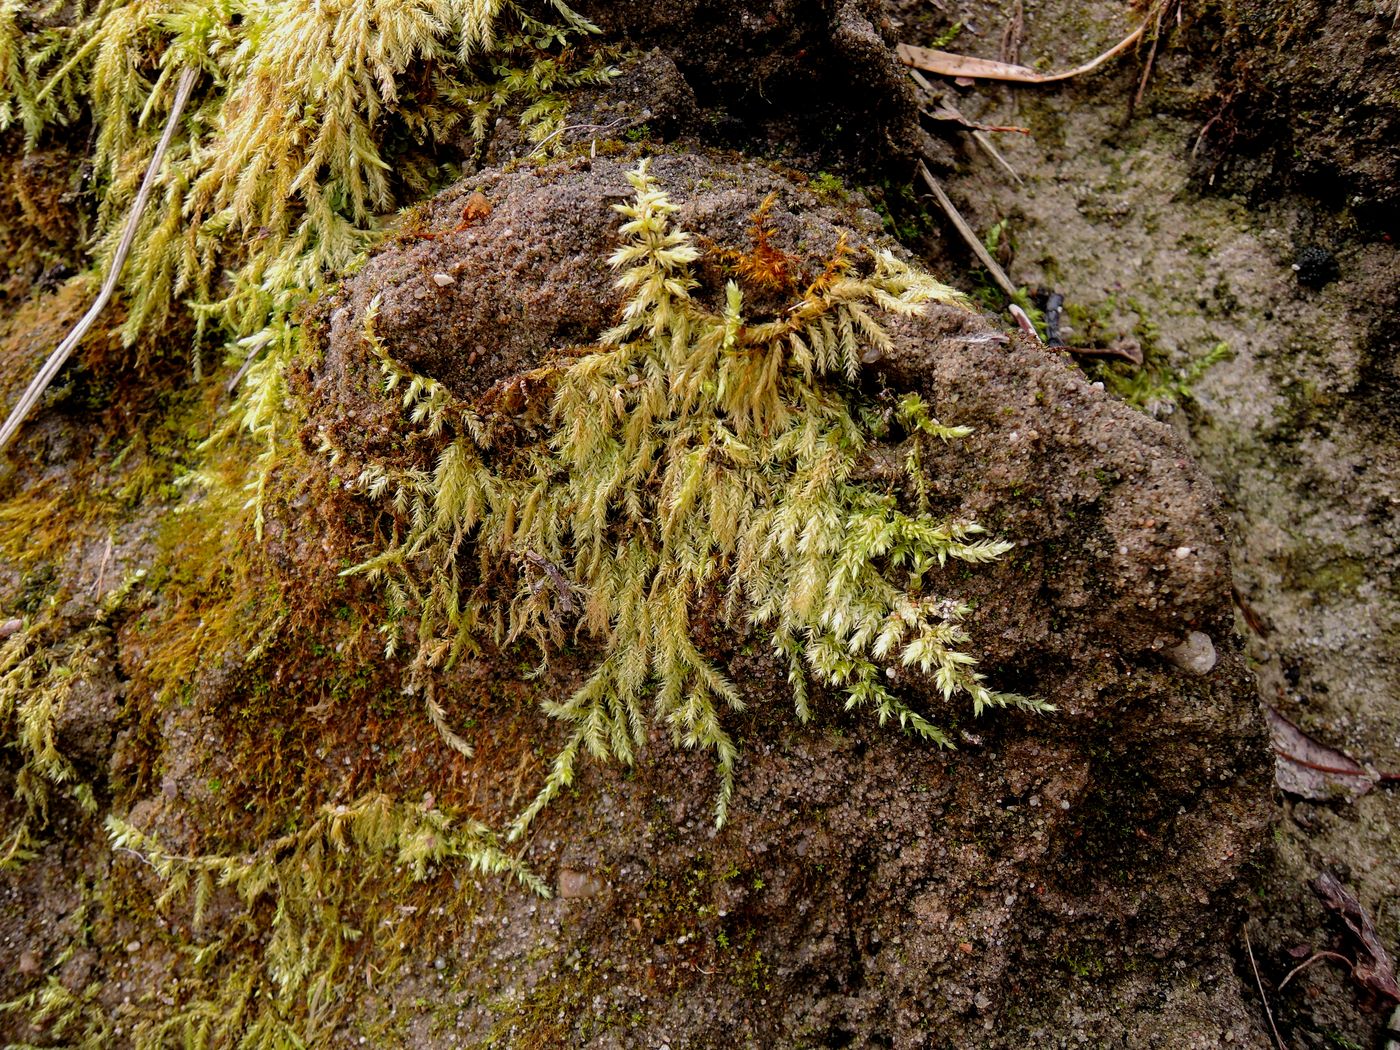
left=888, top=0, right=1400, bottom=1043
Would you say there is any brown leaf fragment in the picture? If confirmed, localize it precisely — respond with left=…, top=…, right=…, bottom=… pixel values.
left=897, top=21, right=1147, bottom=85
left=1264, top=703, right=1377, bottom=802
left=922, top=105, right=1029, bottom=135
left=457, top=191, right=492, bottom=229
left=1314, top=873, right=1400, bottom=1002
left=1061, top=342, right=1145, bottom=366
left=1008, top=304, right=1040, bottom=341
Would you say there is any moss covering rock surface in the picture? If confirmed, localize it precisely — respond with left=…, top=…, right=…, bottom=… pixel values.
left=3, top=145, right=1273, bottom=1045
left=295, top=151, right=1273, bottom=1047
left=4, top=0, right=1365, bottom=1046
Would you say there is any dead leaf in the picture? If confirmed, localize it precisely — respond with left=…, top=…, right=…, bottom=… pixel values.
left=1062, top=341, right=1144, bottom=366
left=1314, top=873, right=1400, bottom=1001
left=457, top=191, right=492, bottom=228
left=923, top=105, right=1029, bottom=134
left=897, top=21, right=1147, bottom=84
left=1264, top=703, right=1377, bottom=802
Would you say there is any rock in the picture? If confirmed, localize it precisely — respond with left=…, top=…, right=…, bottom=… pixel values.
left=587, top=0, right=918, bottom=165
left=557, top=869, right=605, bottom=899
left=17, top=949, right=39, bottom=976
left=1165, top=631, right=1218, bottom=676
left=299, top=150, right=1273, bottom=1047
left=1213, top=0, right=1400, bottom=221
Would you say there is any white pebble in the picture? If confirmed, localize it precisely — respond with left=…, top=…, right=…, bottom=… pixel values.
left=1165, top=631, right=1217, bottom=675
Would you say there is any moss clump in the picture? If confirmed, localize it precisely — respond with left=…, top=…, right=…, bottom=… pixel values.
left=103, top=793, right=541, bottom=1042
left=0, top=0, right=609, bottom=342
left=0, top=0, right=613, bottom=529
left=334, top=162, right=1051, bottom=837
left=0, top=567, right=146, bottom=867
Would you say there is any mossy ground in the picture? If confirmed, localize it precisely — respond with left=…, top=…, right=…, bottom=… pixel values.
left=11, top=0, right=1384, bottom=1044
left=0, top=141, right=1271, bottom=1048
left=896, top=0, right=1399, bottom=1044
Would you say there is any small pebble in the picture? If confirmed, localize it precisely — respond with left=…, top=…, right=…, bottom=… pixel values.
left=1292, top=245, right=1337, bottom=288
left=1165, top=631, right=1216, bottom=675
left=0, top=618, right=22, bottom=638
left=18, top=949, right=39, bottom=975
left=558, top=869, right=605, bottom=898
left=1174, top=546, right=1193, bottom=559
left=432, top=272, right=455, bottom=287
left=125, top=940, right=142, bottom=953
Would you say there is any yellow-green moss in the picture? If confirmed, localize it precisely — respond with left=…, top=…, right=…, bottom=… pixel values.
left=334, top=162, right=1052, bottom=839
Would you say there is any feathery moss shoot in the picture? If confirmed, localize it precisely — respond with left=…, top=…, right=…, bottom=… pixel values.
left=338, top=162, right=1052, bottom=838
left=0, top=0, right=611, bottom=523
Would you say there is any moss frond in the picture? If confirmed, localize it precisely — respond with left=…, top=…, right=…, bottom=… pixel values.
left=0, top=974, right=112, bottom=1049
left=101, top=790, right=544, bottom=1045
left=337, top=162, right=1052, bottom=839
left=0, top=0, right=611, bottom=526
left=0, top=570, right=144, bottom=868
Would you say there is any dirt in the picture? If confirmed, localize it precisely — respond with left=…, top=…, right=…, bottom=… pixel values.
left=293, top=151, right=1271, bottom=1047
left=888, top=0, right=1400, bottom=1044
left=1, top=0, right=1397, bottom=1047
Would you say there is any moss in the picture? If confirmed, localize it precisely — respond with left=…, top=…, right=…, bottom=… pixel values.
left=0, top=6, right=1236, bottom=1041
left=0, top=0, right=614, bottom=538
left=332, top=163, right=1051, bottom=839
left=866, top=176, right=939, bottom=243
left=480, top=946, right=619, bottom=1048
left=0, top=5, right=620, bottom=1014
left=1063, top=293, right=1233, bottom=416
left=1280, top=544, right=1369, bottom=598
left=806, top=170, right=850, bottom=205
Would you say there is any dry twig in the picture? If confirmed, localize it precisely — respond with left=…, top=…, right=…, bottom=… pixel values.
left=907, top=68, right=1026, bottom=185
left=999, top=0, right=1025, bottom=66
left=915, top=160, right=1017, bottom=298
left=0, top=66, right=199, bottom=453
left=1244, top=922, right=1289, bottom=1050
left=1278, top=950, right=1355, bottom=992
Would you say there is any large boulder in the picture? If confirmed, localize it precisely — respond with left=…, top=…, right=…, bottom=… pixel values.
left=296, top=151, right=1273, bottom=1046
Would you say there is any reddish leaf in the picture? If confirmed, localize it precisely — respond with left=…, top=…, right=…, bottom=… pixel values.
left=1314, top=873, right=1400, bottom=1002
left=1264, top=703, right=1377, bottom=802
